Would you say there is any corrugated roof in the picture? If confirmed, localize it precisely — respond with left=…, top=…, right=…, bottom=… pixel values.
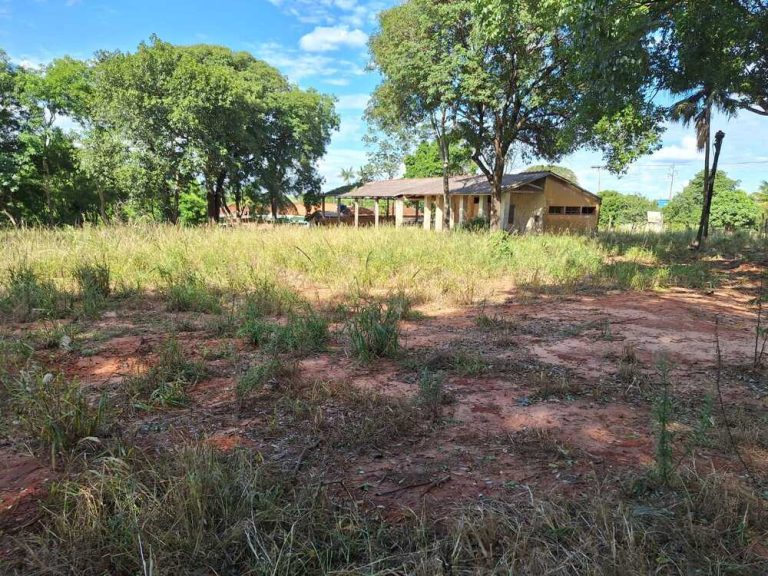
left=340, top=172, right=551, bottom=199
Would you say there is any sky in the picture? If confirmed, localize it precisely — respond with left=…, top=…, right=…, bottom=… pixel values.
left=1, top=0, right=766, bottom=199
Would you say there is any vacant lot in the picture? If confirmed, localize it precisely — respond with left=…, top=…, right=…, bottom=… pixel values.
left=1, top=225, right=767, bottom=575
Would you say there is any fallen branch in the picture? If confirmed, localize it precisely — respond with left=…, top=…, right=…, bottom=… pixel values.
left=291, top=439, right=321, bottom=479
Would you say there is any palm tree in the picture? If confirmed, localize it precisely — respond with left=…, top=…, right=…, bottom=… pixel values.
left=339, top=167, right=356, bottom=186
left=670, top=88, right=737, bottom=248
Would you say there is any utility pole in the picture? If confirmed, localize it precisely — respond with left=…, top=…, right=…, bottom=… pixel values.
left=591, top=165, right=603, bottom=194
left=667, top=164, right=678, bottom=200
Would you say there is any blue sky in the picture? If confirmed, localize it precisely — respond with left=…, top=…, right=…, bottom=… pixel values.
left=1, top=0, right=766, bottom=197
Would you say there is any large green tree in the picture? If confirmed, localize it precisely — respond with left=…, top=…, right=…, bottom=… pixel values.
left=664, top=170, right=760, bottom=230
left=563, top=0, right=767, bottom=246
left=597, top=190, right=656, bottom=229
left=369, top=0, right=660, bottom=230
left=92, top=38, right=337, bottom=223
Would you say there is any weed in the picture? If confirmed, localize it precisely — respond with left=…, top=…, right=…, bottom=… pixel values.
left=8, top=369, right=110, bottom=466
left=126, top=336, right=205, bottom=409
left=416, top=368, right=451, bottom=418
left=161, top=270, right=221, bottom=314
left=236, top=358, right=285, bottom=405
left=653, top=356, right=674, bottom=485
left=346, top=302, right=400, bottom=361
left=1, top=263, right=63, bottom=321
left=243, top=278, right=299, bottom=318
left=240, top=311, right=328, bottom=355
left=74, top=261, right=111, bottom=318
left=28, top=321, right=78, bottom=351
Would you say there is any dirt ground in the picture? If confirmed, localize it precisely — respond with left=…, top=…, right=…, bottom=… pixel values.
left=2, top=275, right=767, bottom=542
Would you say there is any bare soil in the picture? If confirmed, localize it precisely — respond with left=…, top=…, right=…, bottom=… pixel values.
left=2, top=277, right=767, bottom=541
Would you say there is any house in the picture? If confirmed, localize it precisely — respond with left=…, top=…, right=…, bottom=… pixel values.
left=339, top=171, right=600, bottom=233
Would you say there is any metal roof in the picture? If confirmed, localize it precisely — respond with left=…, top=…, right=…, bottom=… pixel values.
left=339, top=171, right=553, bottom=199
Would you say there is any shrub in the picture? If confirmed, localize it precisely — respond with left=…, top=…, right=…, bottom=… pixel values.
left=8, top=369, right=110, bottom=465
left=243, top=278, right=299, bottom=318
left=345, top=303, right=400, bottom=361
left=1, top=263, right=62, bottom=322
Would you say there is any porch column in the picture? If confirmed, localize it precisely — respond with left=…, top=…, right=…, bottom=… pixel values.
left=459, top=196, right=467, bottom=227
left=434, top=196, right=444, bottom=231
left=394, top=197, right=404, bottom=228
left=354, top=200, right=359, bottom=228
left=449, top=197, right=456, bottom=229
left=374, top=199, right=380, bottom=228
left=423, top=197, right=432, bottom=230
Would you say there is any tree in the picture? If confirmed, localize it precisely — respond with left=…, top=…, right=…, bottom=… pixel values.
left=524, top=165, right=579, bottom=184
left=562, top=0, right=767, bottom=246
left=753, top=181, right=768, bottom=219
left=664, top=170, right=759, bottom=230
left=93, top=38, right=338, bottom=224
left=404, top=140, right=473, bottom=178
left=370, top=0, right=657, bottom=230
left=339, top=167, right=356, bottom=186
left=598, top=190, right=656, bottom=229
left=16, top=57, right=92, bottom=223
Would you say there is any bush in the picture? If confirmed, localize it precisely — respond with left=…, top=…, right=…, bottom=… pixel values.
left=345, top=302, right=400, bottom=361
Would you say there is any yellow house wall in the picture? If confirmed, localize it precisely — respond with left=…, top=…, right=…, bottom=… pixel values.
left=541, top=178, right=599, bottom=233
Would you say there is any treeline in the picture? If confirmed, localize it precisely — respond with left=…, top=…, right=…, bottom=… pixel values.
left=599, top=173, right=768, bottom=230
left=0, top=37, right=339, bottom=226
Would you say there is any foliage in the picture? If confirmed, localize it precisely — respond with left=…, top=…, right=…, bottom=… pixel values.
left=403, top=139, right=474, bottom=178
left=1, top=38, right=338, bottom=226
left=161, top=269, right=221, bottom=314
left=664, top=170, right=759, bottom=230
left=523, top=165, right=579, bottom=184
left=598, top=190, right=656, bottom=228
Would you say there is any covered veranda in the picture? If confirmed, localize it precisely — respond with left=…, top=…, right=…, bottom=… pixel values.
left=339, top=176, right=493, bottom=230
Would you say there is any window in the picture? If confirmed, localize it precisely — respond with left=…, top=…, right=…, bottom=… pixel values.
left=507, top=204, right=515, bottom=225
left=565, top=206, right=581, bottom=215
left=581, top=206, right=596, bottom=215
left=473, top=196, right=479, bottom=204
left=548, top=206, right=564, bottom=214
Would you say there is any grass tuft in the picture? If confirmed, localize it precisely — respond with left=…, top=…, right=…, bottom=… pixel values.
left=345, top=302, right=400, bottom=361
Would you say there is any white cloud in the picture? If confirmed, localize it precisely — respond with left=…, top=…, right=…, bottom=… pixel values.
left=317, top=147, right=368, bottom=190
left=299, top=25, right=368, bottom=52
left=324, top=78, right=350, bottom=86
left=252, top=42, right=340, bottom=81
left=651, top=135, right=702, bottom=162
left=335, top=93, right=369, bottom=110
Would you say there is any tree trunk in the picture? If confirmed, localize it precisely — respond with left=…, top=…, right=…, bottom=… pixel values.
left=97, top=187, right=108, bottom=225
left=702, top=131, right=725, bottom=241
left=694, top=105, right=712, bottom=249
left=271, top=193, right=278, bottom=221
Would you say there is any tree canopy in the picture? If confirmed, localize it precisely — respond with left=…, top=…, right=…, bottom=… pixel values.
left=0, top=38, right=338, bottom=226
left=403, top=140, right=474, bottom=179
left=664, top=171, right=760, bottom=230
left=597, top=190, right=656, bottom=229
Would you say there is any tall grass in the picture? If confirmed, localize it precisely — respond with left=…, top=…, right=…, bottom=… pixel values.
left=1, top=225, right=760, bottom=307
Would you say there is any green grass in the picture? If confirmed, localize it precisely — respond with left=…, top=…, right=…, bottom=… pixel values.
left=6, top=369, right=111, bottom=466
left=345, top=302, right=401, bottom=361
left=2, top=226, right=759, bottom=311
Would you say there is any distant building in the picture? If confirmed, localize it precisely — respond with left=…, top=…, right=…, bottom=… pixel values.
left=339, top=171, right=600, bottom=232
